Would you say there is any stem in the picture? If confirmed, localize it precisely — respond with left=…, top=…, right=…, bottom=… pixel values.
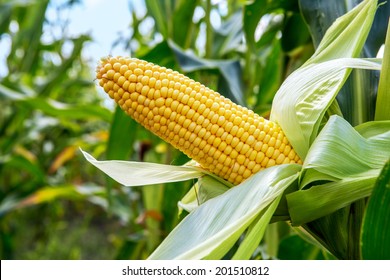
left=205, top=0, right=213, bottom=58
left=165, top=0, right=173, bottom=38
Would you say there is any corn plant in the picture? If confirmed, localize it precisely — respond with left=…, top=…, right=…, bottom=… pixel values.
left=84, top=0, right=389, bottom=259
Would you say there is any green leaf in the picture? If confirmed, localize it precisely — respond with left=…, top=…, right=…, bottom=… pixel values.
left=81, top=149, right=205, bottom=187
left=197, top=175, right=231, bottom=203
left=255, top=40, right=284, bottom=108
left=288, top=174, right=377, bottom=226
left=366, top=1, right=390, bottom=57
left=148, top=164, right=301, bottom=259
left=354, top=120, right=390, bottom=139
left=7, top=0, right=49, bottom=73
left=168, top=41, right=245, bottom=106
left=106, top=107, right=137, bottom=160
left=139, top=41, right=177, bottom=69
left=39, top=35, right=91, bottom=96
left=243, top=0, right=298, bottom=50
left=361, top=160, right=390, bottom=259
left=278, top=234, right=325, bottom=260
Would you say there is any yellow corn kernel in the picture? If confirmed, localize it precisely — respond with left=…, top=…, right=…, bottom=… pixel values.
left=96, top=56, right=302, bottom=185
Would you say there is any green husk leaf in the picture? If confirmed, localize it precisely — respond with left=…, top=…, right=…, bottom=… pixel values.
left=288, top=173, right=377, bottom=225
left=301, top=116, right=390, bottom=187
left=304, top=0, right=378, bottom=65
left=288, top=115, right=390, bottom=225
left=271, top=0, right=379, bottom=159
left=271, top=58, right=381, bottom=160
left=355, top=120, right=390, bottom=138
left=148, top=164, right=301, bottom=259
left=81, top=149, right=205, bottom=187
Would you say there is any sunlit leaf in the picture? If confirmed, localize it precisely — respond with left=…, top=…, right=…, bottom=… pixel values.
left=168, top=41, right=245, bottom=105
left=300, top=0, right=388, bottom=125
left=49, top=146, right=77, bottom=174
left=304, top=0, right=377, bottom=64
left=300, top=0, right=388, bottom=56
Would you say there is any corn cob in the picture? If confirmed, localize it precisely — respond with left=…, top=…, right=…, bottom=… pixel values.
left=96, top=56, right=302, bottom=185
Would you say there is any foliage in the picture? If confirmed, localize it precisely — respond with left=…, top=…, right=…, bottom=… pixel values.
left=1, top=0, right=389, bottom=260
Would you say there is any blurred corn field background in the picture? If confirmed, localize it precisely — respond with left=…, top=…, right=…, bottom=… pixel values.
left=0, top=0, right=389, bottom=260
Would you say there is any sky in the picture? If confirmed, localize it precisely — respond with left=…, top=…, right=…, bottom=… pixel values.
left=54, top=0, right=142, bottom=68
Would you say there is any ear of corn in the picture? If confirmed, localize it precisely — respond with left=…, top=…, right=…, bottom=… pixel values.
left=96, top=56, right=302, bottom=185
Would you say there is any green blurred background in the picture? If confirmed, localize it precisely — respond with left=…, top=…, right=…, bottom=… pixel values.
left=0, top=0, right=386, bottom=259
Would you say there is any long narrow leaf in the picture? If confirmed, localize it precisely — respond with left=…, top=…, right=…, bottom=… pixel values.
left=81, top=149, right=204, bottom=187
left=232, top=197, right=282, bottom=260
left=169, top=41, right=245, bottom=105
left=288, top=173, right=377, bottom=225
